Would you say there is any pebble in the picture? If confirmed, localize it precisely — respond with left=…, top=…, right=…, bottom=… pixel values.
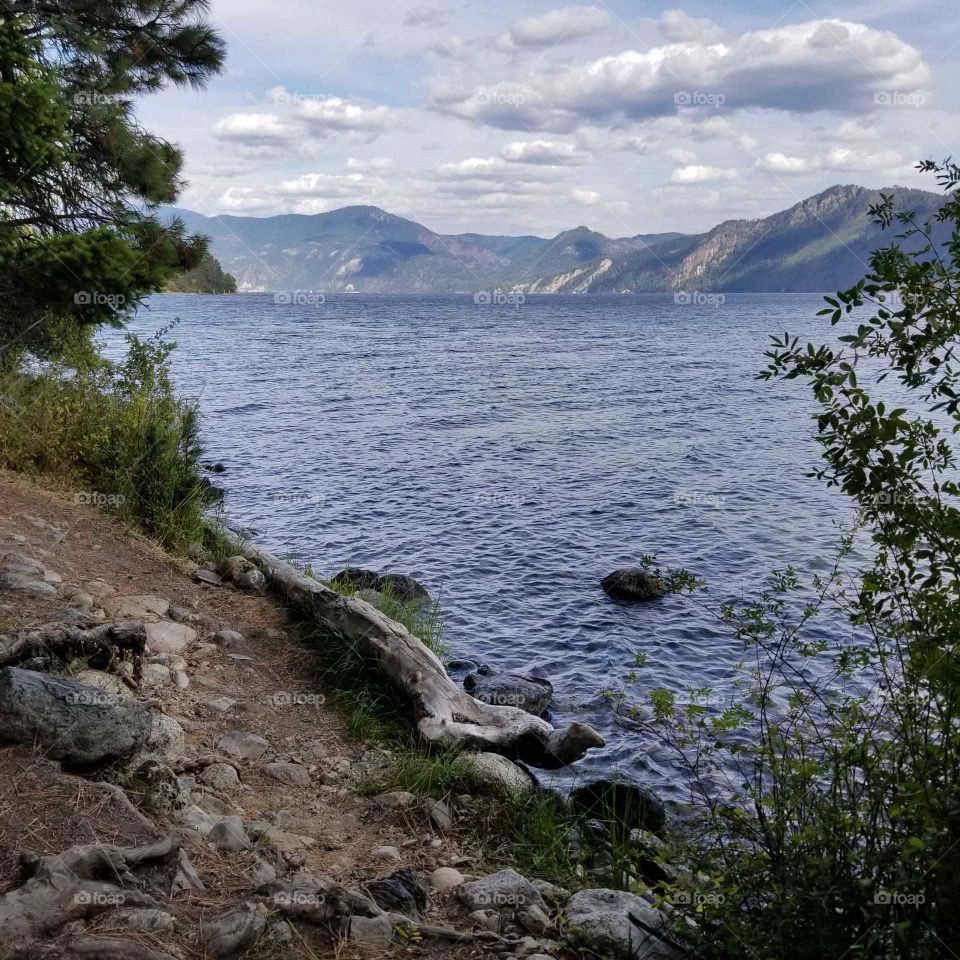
left=372, top=845, right=403, bottom=862
left=430, top=867, right=465, bottom=893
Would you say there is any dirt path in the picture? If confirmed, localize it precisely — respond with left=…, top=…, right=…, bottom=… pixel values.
left=0, top=470, right=551, bottom=959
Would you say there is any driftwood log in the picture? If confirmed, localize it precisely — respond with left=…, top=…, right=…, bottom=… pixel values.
left=0, top=836, right=177, bottom=960
left=224, top=535, right=604, bottom=768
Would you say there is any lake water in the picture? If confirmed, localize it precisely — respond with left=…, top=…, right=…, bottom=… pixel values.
left=108, top=293, right=861, bottom=799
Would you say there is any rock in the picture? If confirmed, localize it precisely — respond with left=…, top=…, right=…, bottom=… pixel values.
left=426, top=798, right=453, bottom=831
left=210, top=816, right=252, bottom=851
left=519, top=903, right=554, bottom=936
left=601, top=568, right=666, bottom=602
left=144, top=620, right=197, bottom=655
left=147, top=713, right=187, bottom=763
left=174, top=669, right=190, bottom=690
left=199, top=762, right=242, bottom=793
left=377, top=790, right=416, bottom=809
left=2, top=576, right=57, bottom=596
left=201, top=902, right=267, bottom=958
left=464, top=666, right=553, bottom=716
left=532, top=878, right=571, bottom=907
left=72, top=669, right=132, bottom=698
left=219, top=730, right=270, bottom=762
left=141, top=662, right=171, bottom=687
left=251, top=860, right=277, bottom=887
left=113, top=594, right=170, bottom=620
left=263, top=761, right=311, bottom=787
left=168, top=605, right=194, bottom=623
left=355, top=588, right=387, bottom=609
left=221, top=556, right=255, bottom=580
left=194, top=568, right=224, bottom=587
left=457, top=868, right=546, bottom=912
left=446, top=658, right=479, bottom=673
left=235, top=568, right=267, bottom=593
left=569, top=779, right=667, bottom=836
left=213, top=629, right=247, bottom=651
left=372, top=845, right=402, bottom=862
left=65, top=591, right=96, bottom=613
left=362, top=868, right=428, bottom=916
left=468, top=909, right=501, bottom=932
left=128, top=758, right=189, bottom=813
left=565, top=888, right=680, bottom=959
left=459, top=752, right=536, bottom=799
left=181, top=805, right=221, bottom=836
left=2, top=551, right=43, bottom=572
left=430, top=867, right=465, bottom=894
left=172, top=849, right=207, bottom=895
left=208, top=696, right=237, bottom=714
left=330, top=567, right=380, bottom=591
left=375, top=573, right=430, bottom=604
left=116, top=908, right=176, bottom=934
left=349, top=913, right=397, bottom=945
left=0, top=667, right=152, bottom=766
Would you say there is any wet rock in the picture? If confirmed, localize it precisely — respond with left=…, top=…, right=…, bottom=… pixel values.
left=0, top=667, right=152, bottom=766
left=601, top=568, right=666, bottom=603
left=210, top=816, right=252, bottom=851
left=330, top=567, right=380, bottom=591
left=456, top=868, right=546, bottom=913
left=144, top=620, right=196, bottom=655
left=375, top=573, right=430, bottom=604
left=565, top=888, right=681, bottom=959
left=199, top=762, right=242, bottom=793
left=569, top=779, right=667, bottom=836
left=263, top=761, right=311, bottom=787
left=362, top=868, right=428, bottom=916
left=459, top=752, right=536, bottom=799
left=201, top=902, right=267, bottom=958
left=430, top=867, right=465, bottom=894
left=219, top=730, right=270, bottom=762
left=464, top=665, right=553, bottom=716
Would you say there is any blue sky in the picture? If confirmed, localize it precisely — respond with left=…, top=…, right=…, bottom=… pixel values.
left=139, top=0, right=960, bottom=236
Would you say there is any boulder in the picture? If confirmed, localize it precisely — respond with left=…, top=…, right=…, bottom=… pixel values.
left=464, top=665, right=553, bottom=716
left=330, top=567, right=380, bottom=591
left=565, top=888, right=681, bottom=959
left=456, top=868, right=545, bottom=913
left=375, top=573, right=430, bottom=604
left=459, top=752, right=536, bottom=799
left=569, top=779, right=666, bottom=836
left=0, top=667, right=152, bottom=766
left=601, top=568, right=666, bottom=602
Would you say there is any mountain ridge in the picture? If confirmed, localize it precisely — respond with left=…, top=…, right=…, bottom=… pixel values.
left=166, top=184, right=943, bottom=295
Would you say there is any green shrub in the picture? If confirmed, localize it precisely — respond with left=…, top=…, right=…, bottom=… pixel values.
left=0, top=327, right=216, bottom=551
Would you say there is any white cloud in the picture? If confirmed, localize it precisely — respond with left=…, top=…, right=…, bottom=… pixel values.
left=671, top=164, right=738, bottom=183
left=756, top=146, right=909, bottom=175
left=500, top=5, right=610, bottom=48
left=500, top=139, right=585, bottom=164
left=213, top=113, right=301, bottom=143
left=667, top=147, right=698, bottom=165
left=437, top=157, right=509, bottom=180
left=345, top=156, right=394, bottom=171
left=436, top=19, right=930, bottom=131
left=757, top=152, right=812, bottom=174
left=658, top=9, right=725, bottom=44
left=268, top=87, right=402, bottom=136
left=571, top=187, right=601, bottom=205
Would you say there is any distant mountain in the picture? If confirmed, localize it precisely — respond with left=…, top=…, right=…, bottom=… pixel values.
left=164, top=253, right=236, bottom=294
left=167, top=184, right=944, bottom=295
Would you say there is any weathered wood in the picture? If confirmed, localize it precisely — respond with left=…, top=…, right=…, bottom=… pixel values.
left=224, top=534, right=604, bottom=768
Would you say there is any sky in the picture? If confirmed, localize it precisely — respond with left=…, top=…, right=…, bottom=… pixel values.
left=139, top=0, right=960, bottom=238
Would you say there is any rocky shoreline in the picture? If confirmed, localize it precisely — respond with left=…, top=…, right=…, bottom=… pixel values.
left=0, top=469, right=686, bottom=960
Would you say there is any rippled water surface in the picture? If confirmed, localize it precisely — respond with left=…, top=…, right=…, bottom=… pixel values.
left=111, top=293, right=857, bottom=797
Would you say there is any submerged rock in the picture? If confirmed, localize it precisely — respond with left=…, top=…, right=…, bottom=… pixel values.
left=601, top=568, right=666, bottom=602
left=330, top=568, right=430, bottom=604
left=464, top=665, right=553, bottom=716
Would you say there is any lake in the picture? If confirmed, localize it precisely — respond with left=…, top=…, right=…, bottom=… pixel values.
left=107, top=292, right=861, bottom=798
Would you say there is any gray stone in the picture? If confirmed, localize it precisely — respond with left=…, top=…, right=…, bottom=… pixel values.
left=349, top=913, right=396, bottom=945
left=201, top=902, right=267, bottom=958
left=532, top=878, right=571, bottom=907
left=144, top=620, right=196, bottom=655
left=66, top=591, right=96, bottom=613
left=2, top=576, right=57, bottom=596
left=372, top=845, right=402, bottom=862
left=565, top=888, right=681, bottom=959
left=426, top=798, right=453, bottom=831
left=72, top=669, right=132, bottom=698
left=208, top=696, right=237, bottom=714
left=263, top=761, right=311, bottom=787
left=221, top=555, right=255, bottom=579
left=235, top=568, right=267, bottom=593
left=174, top=670, right=190, bottom=690
left=168, top=605, right=195, bottom=623
left=113, top=594, right=171, bottom=619
left=430, top=867, right=465, bottom=893
left=194, top=568, right=224, bottom=587
left=0, top=667, right=152, bottom=766
left=459, top=752, right=536, bottom=799
left=199, top=762, right=241, bottom=793
left=464, top=666, right=553, bottom=716
left=210, top=816, right=252, bottom=851
left=219, top=730, right=270, bottom=762
left=251, top=860, right=277, bottom=888
left=374, top=572, right=431, bottom=604
left=181, top=804, right=221, bottom=836
left=213, top=629, right=247, bottom=650
left=456, top=868, right=545, bottom=912
left=601, top=568, right=667, bottom=603
left=147, top=713, right=187, bottom=762
left=377, top=790, right=416, bottom=809
left=519, top=903, right=554, bottom=936
left=172, top=849, right=207, bottom=895
left=141, top=662, right=171, bottom=687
